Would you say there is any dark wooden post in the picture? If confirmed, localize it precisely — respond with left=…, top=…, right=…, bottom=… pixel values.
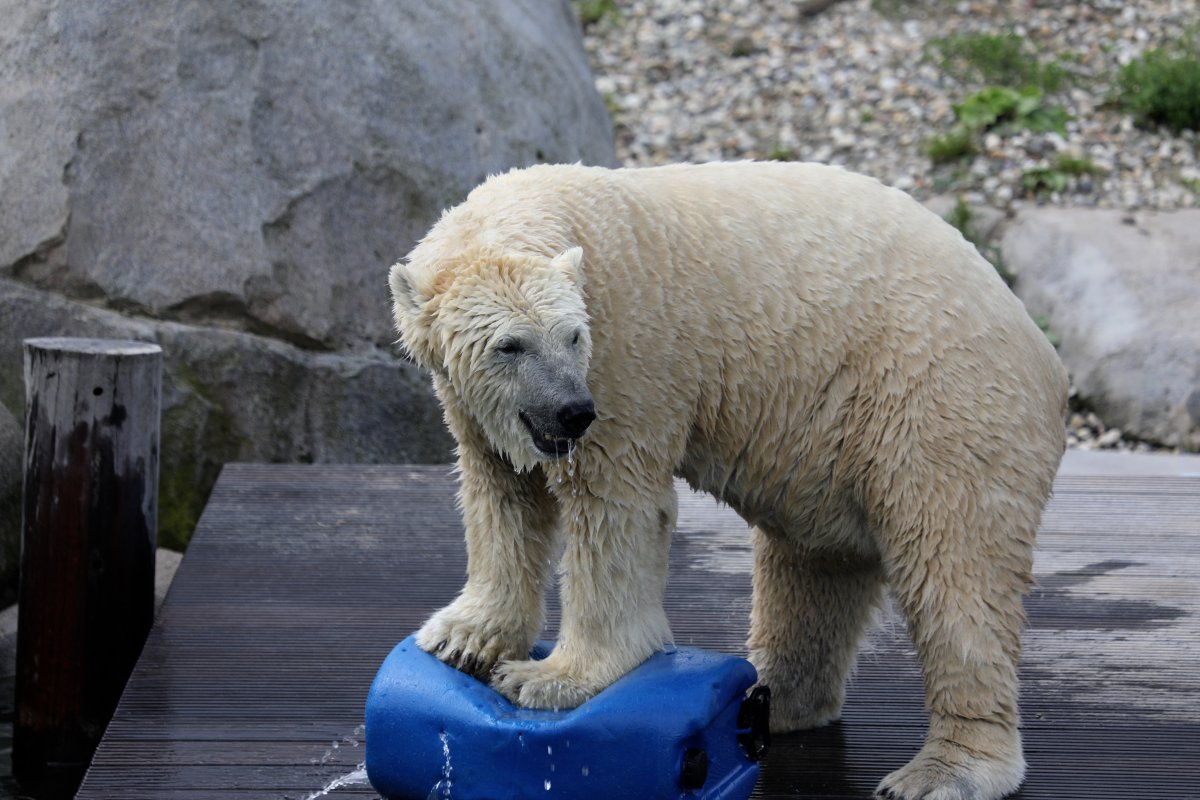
left=15, top=338, right=161, bottom=798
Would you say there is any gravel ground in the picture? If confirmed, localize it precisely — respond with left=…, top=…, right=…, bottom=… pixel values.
left=580, top=0, right=1194, bottom=451
left=580, top=0, right=1198, bottom=211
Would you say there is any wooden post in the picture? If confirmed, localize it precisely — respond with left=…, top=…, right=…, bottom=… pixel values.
left=15, top=338, right=162, bottom=798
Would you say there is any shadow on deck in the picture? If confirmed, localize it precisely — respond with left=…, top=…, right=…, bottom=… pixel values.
left=74, top=452, right=1200, bottom=799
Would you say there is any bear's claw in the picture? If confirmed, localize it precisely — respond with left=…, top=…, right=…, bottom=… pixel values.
left=492, top=658, right=598, bottom=710
left=414, top=601, right=533, bottom=682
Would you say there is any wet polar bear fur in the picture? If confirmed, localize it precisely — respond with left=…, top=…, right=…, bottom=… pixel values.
left=389, top=162, right=1068, bottom=800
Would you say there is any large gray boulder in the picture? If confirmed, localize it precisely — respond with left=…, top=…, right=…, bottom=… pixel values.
left=2, top=0, right=615, bottom=349
left=0, top=0, right=616, bottom=551
left=1002, top=208, right=1200, bottom=451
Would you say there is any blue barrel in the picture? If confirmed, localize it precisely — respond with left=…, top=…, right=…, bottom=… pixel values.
left=365, top=636, right=770, bottom=800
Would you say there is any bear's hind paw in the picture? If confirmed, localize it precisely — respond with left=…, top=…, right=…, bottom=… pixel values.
left=875, top=737, right=1024, bottom=800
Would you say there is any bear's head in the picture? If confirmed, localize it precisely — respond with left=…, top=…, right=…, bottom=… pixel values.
left=390, top=246, right=594, bottom=472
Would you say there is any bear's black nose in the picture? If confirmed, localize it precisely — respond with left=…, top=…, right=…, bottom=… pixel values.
left=558, top=399, right=596, bottom=438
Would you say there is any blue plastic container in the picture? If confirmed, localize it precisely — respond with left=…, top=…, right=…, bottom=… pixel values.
left=365, top=636, right=770, bottom=800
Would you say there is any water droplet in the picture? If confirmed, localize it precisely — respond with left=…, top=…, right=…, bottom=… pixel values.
left=581, top=766, right=589, bottom=777
left=547, top=745, right=553, bottom=755
left=544, top=779, right=552, bottom=791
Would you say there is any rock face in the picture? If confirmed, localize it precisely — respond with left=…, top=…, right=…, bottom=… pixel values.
left=0, top=402, right=21, bottom=605
left=0, top=0, right=617, bottom=553
left=1002, top=208, right=1200, bottom=451
left=0, top=279, right=454, bottom=550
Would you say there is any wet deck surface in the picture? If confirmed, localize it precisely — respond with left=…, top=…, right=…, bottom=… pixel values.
left=75, top=462, right=1200, bottom=799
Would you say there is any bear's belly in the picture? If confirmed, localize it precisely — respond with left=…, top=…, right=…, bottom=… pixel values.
left=675, top=446, right=880, bottom=558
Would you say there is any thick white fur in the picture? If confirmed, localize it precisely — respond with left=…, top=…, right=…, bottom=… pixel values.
left=390, top=162, right=1068, bottom=800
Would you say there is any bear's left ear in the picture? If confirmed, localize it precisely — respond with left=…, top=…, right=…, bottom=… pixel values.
left=550, top=246, right=585, bottom=292
left=389, top=261, right=423, bottom=317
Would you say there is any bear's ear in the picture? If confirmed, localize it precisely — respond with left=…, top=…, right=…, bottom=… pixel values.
left=388, top=260, right=424, bottom=317
left=388, top=260, right=441, bottom=367
left=549, top=246, right=585, bottom=292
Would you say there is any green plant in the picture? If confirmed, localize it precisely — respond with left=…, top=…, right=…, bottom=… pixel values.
left=954, top=86, right=1070, bottom=136
left=944, top=197, right=974, bottom=238
left=928, top=32, right=1070, bottom=93
left=943, top=198, right=1014, bottom=286
left=1021, top=166, right=1070, bottom=197
left=602, top=91, right=623, bottom=118
left=870, top=0, right=919, bottom=17
left=729, top=36, right=756, bottom=58
left=1053, top=154, right=1102, bottom=176
left=925, top=128, right=977, bottom=164
left=768, top=146, right=798, bottom=162
left=1116, top=32, right=1200, bottom=133
left=1033, top=315, right=1061, bottom=348
left=924, top=87, right=1070, bottom=164
left=576, top=0, right=619, bottom=28
left=1022, top=155, right=1105, bottom=197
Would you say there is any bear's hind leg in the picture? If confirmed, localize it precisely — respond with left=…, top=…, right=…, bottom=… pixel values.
left=748, top=526, right=884, bottom=732
left=876, top=513, right=1032, bottom=800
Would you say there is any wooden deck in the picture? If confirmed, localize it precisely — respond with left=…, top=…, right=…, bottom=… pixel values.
left=74, top=458, right=1200, bottom=799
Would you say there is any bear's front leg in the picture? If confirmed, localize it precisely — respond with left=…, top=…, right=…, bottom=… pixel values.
left=415, top=446, right=559, bottom=680
left=493, top=481, right=676, bottom=709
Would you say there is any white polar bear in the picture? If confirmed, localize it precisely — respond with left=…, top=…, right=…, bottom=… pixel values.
left=389, top=162, right=1068, bottom=800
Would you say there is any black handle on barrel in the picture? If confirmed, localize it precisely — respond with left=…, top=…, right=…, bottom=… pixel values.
left=737, top=686, right=772, bottom=762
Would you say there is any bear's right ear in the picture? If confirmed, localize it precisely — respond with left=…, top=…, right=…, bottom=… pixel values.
left=388, top=260, right=441, bottom=367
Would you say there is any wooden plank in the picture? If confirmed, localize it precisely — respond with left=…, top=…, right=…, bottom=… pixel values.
left=75, top=465, right=1200, bottom=799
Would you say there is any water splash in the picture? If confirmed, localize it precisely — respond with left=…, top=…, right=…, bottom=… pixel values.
left=426, top=731, right=453, bottom=799
left=302, top=763, right=368, bottom=800
left=312, top=725, right=366, bottom=765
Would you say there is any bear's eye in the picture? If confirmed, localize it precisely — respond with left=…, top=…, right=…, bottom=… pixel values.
left=495, top=338, right=524, bottom=356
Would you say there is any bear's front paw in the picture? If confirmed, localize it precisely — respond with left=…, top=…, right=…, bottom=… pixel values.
left=875, top=737, right=1024, bottom=800
left=492, top=657, right=603, bottom=710
left=415, top=602, right=532, bottom=681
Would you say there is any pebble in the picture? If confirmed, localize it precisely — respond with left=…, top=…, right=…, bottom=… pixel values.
left=581, top=0, right=1200, bottom=212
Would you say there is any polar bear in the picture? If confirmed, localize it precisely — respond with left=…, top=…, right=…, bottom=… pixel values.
left=389, top=162, right=1068, bottom=800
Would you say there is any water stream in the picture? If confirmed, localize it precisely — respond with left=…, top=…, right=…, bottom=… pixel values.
left=302, top=764, right=369, bottom=800
left=299, top=725, right=371, bottom=800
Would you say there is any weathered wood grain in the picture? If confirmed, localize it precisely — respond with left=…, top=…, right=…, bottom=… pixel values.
left=17, top=338, right=161, bottom=798
left=74, top=465, right=1199, bottom=799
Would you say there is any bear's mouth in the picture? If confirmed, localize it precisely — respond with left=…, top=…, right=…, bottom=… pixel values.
left=519, top=411, right=577, bottom=458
